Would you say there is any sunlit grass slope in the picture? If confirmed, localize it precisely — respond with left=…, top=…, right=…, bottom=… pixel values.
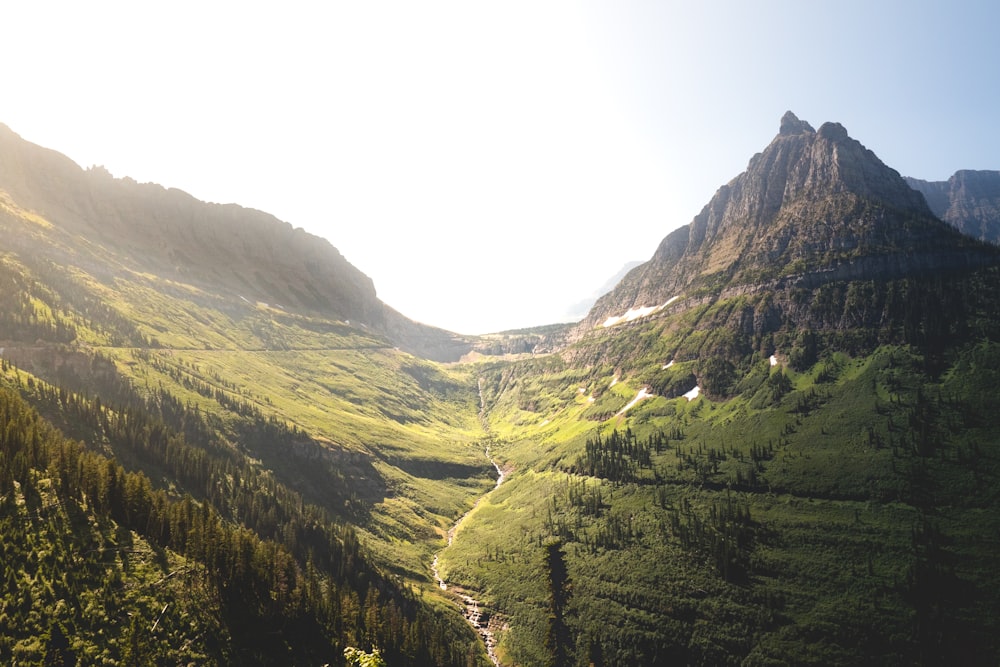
left=440, top=307, right=1000, bottom=665
left=1, top=199, right=495, bottom=587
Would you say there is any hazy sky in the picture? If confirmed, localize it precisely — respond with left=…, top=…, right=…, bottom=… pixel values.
left=3, top=1, right=998, bottom=333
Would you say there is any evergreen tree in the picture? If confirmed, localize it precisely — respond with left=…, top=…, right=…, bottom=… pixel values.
left=42, top=621, right=75, bottom=667
left=543, top=539, right=572, bottom=667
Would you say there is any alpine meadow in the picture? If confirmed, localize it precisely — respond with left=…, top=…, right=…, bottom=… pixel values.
left=2, top=110, right=1000, bottom=667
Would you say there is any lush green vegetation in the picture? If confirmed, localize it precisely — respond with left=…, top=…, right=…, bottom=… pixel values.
left=438, top=281, right=1000, bottom=665
left=4, top=182, right=1000, bottom=665
left=0, top=362, right=492, bottom=665
left=0, top=220, right=494, bottom=665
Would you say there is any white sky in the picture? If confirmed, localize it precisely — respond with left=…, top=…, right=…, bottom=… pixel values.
left=3, top=1, right=999, bottom=334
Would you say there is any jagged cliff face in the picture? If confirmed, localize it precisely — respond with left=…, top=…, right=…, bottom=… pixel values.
left=581, top=112, right=998, bottom=332
left=0, top=123, right=472, bottom=360
left=906, top=170, right=1000, bottom=244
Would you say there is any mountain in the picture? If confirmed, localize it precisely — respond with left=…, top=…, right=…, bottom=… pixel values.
left=4, top=114, right=1000, bottom=666
left=580, top=111, right=999, bottom=334
left=452, top=113, right=1000, bottom=665
left=906, top=170, right=1000, bottom=243
left=0, top=123, right=472, bottom=362
left=0, top=124, right=497, bottom=665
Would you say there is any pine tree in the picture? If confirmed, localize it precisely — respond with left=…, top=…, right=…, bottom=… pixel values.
left=543, top=539, right=572, bottom=667
left=42, top=621, right=75, bottom=667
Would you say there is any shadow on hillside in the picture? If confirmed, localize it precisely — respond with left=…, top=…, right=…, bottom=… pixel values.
left=381, top=456, right=494, bottom=482
left=238, top=427, right=387, bottom=525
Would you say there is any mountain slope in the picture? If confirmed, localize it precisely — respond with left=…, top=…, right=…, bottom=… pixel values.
left=0, top=242, right=493, bottom=665
left=906, top=170, right=1000, bottom=243
left=0, top=123, right=472, bottom=361
left=0, top=372, right=488, bottom=666
left=0, top=124, right=501, bottom=664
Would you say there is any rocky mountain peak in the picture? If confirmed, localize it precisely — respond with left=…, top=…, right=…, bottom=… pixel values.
left=816, top=121, right=849, bottom=142
left=578, top=113, right=998, bottom=333
left=779, top=111, right=815, bottom=135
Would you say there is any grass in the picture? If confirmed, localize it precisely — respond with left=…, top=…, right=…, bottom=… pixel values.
left=109, top=341, right=495, bottom=581
left=441, top=328, right=1000, bottom=664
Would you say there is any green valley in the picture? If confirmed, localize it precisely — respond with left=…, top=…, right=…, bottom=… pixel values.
left=2, top=114, right=1000, bottom=666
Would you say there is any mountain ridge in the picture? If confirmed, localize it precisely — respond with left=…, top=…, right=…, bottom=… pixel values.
left=0, top=123, right=473, bottom=361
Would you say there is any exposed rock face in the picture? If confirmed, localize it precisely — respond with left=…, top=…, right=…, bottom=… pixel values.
left=779, top=110, right=815, bottom=135
left=0, top=123, right=472, bottom=361
left=580, top=112, right=999, bottom=332
left=906, top=170, right=1000, bottom=243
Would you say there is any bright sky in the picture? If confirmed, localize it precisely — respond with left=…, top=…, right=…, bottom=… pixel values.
left=3, top=1, right=998, bottom=334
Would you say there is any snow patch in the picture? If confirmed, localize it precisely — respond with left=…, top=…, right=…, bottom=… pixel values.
left=769, top=354, right=778, bottom=367
left=601, top=295, right=681, bottom=328
left=540, top=419, right=550, bottom=427
left=616, top=387, right=653, bottom=416
left=602, top=305, right=656, bottom=327
left=683, top=386, right=701, bottom=401
left=609, top=375, right=619, bottom=388
left=587, top=396, right=595, bottom=403
left=663, top=359, right=675, bottom=369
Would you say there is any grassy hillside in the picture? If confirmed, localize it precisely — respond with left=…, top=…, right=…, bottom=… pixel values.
left=1, top=193, right=497, bottom=664
left=437, top=307, right=1000, bottom=665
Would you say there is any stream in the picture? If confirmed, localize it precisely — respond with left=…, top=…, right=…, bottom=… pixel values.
left=431, top=380, right=505, bottom=666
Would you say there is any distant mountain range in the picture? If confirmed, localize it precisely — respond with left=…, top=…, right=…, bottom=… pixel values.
left=561, top=260, right=643, bottom=322
left=906, top=170, right=1000, bottom=243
